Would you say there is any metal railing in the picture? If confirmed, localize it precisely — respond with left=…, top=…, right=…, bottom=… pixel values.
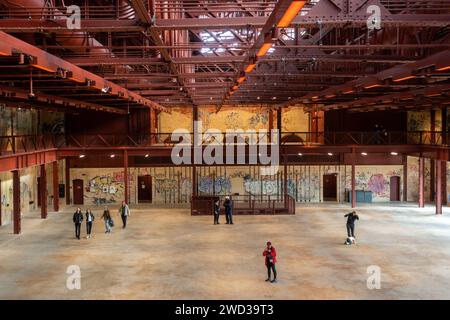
left=191, top=194, right=295, bottom=216
left=0, top=134, right=65, bottom=156
left=1, top=131, right=449, bottom=155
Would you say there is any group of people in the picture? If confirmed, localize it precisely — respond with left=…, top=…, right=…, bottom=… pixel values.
left=213, top=196, right=234, bottom=225
left=72, top=201, right=131, bottom=240
left=260, top=210, right=360, bottom=284
left=73, top=197, right=360, bottom=285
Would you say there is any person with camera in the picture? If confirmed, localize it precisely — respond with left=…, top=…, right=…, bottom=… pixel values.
left=223, top=196, right=233, bottom=224
left=263, top=241, right=277, bottom=283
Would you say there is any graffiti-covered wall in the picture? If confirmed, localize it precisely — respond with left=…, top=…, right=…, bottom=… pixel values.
left=68, top=163, right=414, bottom=206
left=0, top=166, right=39, bottom=226
left=70, top=168, right=137, bottom=206
left=158, top=106, right=277, bottom=133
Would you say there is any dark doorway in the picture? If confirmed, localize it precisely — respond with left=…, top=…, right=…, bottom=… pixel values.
left=390, top=176, right=401, bottom=201
left=73, top=179, right=84, bottom=205
left=323, top=173, right=337, bottom=201
left=37, top=177, right=42, bottom=207
left=138, top=175, right=152, bottom=203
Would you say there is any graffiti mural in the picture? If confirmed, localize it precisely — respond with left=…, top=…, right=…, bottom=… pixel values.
left=198, top=176, right=231, bottom=195
left=86, top=174, right=124, bottom=204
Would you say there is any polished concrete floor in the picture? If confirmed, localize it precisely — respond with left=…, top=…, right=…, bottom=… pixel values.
left=1, top=202, right=450, bottom=299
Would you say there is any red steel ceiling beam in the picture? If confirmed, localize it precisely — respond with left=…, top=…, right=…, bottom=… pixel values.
left=0, top=19, right=143, bottom=33
left=152, top=14, right=450, bottom=30
left=0, top=85, right=127, bottom=114
left=0, top=31, right=167, bottom=112
left=296, top=49, right=450, bottom=105
left=317, top=84, right=450, bottom=111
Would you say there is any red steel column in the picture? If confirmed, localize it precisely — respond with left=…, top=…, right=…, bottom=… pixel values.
left=40, top=164, right=47, bottom=219
left=53, top=161, right=59, bottom=212
left=403, top=155, right=408, bottom=202
left=436, top=160, right=442, bottom=214
left=351, top=149, right=356, bottom=208
left=65, top=159, right=71, bottom=205
left=430, top=159, right=435, bottom=202
left=124, top=150, right=129, bottom=204
left=419, top=157, right=425, bottom=208
left=12, top=170, right=21, bottom=234
left=442, top=160, right=448, bottom=206
left=0, top=179, right=2, bottom=226
left=192, top=165, right=197, bottom=197
left=284, top=154, right=288, bottom=207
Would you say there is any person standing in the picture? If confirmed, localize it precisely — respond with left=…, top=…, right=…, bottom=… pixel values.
left=72, top=208, right=83, bottom=240
left=213, top=200, right=220, bottom=225
left=85, top=209, right=95, bottom=239
left=223, top=196, right=233, bottom=224
left=263, top=241, right=277, bottom=283
left=344, top=210, right=359, bottom=242
left=101, top=206, right=113, bottom=233
left=118, top=201, right=130, bottom=229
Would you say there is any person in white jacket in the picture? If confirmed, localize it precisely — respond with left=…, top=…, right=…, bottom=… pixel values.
left=119, top=201, right=131, bottom=229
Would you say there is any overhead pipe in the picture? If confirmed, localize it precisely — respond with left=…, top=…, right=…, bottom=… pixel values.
left=0, top=0, right=134, bottom=56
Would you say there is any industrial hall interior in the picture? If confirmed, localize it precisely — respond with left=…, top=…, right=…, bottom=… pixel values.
left=0, top=0, right=450, bottom=300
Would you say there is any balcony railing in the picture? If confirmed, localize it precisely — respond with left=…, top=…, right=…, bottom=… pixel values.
left=1, top=131, right=448, bottom=156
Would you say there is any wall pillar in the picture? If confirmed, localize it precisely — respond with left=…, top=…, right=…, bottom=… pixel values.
left=124, top=150, right=129, bottom=204
left=442, top=160, right=447, bottom=206
left=442, top=106, right=447, bottom=145
left=283, top=154, right=288, bottom=207
left=436, top=160, right=443, bottom=214
left=276, top=108, right=282, bottom=145
left=40, top=164, right=47, bottom=219
left=192, top=165, right=197, bottom=197
left=403, top=155, right=408, bottom=201
left=0, top=179, right=2, bottom=226
left=12, top=170, right=20, bottom=234
left=52, top=161, right=59, bottom=212
left=65, top=159, right=71, bottom=205
left=430, top=159, right=435, bottom=202
left=419, top=157, right=425, bottom=208
left=431, top=109, right=436, bottom=144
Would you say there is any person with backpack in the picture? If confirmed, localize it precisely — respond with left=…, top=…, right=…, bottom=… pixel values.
left=72, top=207, right=83, bottom=240
left=85, top=209, right=95, bottom=239
left=213, top=200, right=220, bottom=225
left=344, top=211, right=359, bottom=244
left=223, top=196, right=233, bottom=224
left=101, top=206, right=113, bottom=233
left=263, top=241, right=277, bottom=283
left=118, top=201, right=130, bottom=229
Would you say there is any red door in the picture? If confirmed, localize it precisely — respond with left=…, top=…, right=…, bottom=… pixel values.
left=138, top=175, right=152, bottom=203
left=390, top=176, right=400, bottom=201
left=73, top=179, right=84, bottom=205
left=323, top=173, right=337, bottom=201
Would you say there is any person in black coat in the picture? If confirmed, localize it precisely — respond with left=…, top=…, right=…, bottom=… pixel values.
left=213, top=200, right=220, bottom=225
left=73, top=207, right=83, bottom=240
left=223, top=196, right=233, bottom=224
left=85, top=209, right=95, bottom=239
left=344, top=211, right=359, bottom=240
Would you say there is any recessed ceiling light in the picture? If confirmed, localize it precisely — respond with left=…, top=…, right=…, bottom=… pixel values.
left=110, top=154, right=115, bottom=158
left=390, top=152, right=398, bottom=156
left=145, top=154, right=149, bottom=158
left=327, top=152, right=333, bottom=156
left=79, top=154, right=85, bottom=158
left=298, top=153, right=302, bottom=156
left=361, top=152, right=367, bottom=156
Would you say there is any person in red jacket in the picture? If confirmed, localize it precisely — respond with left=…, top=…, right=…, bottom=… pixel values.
left=263, top=241, right=277, bottom=283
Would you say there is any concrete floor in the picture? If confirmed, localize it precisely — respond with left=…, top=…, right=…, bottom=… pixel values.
left=1, top=203, right=450, bottom=299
